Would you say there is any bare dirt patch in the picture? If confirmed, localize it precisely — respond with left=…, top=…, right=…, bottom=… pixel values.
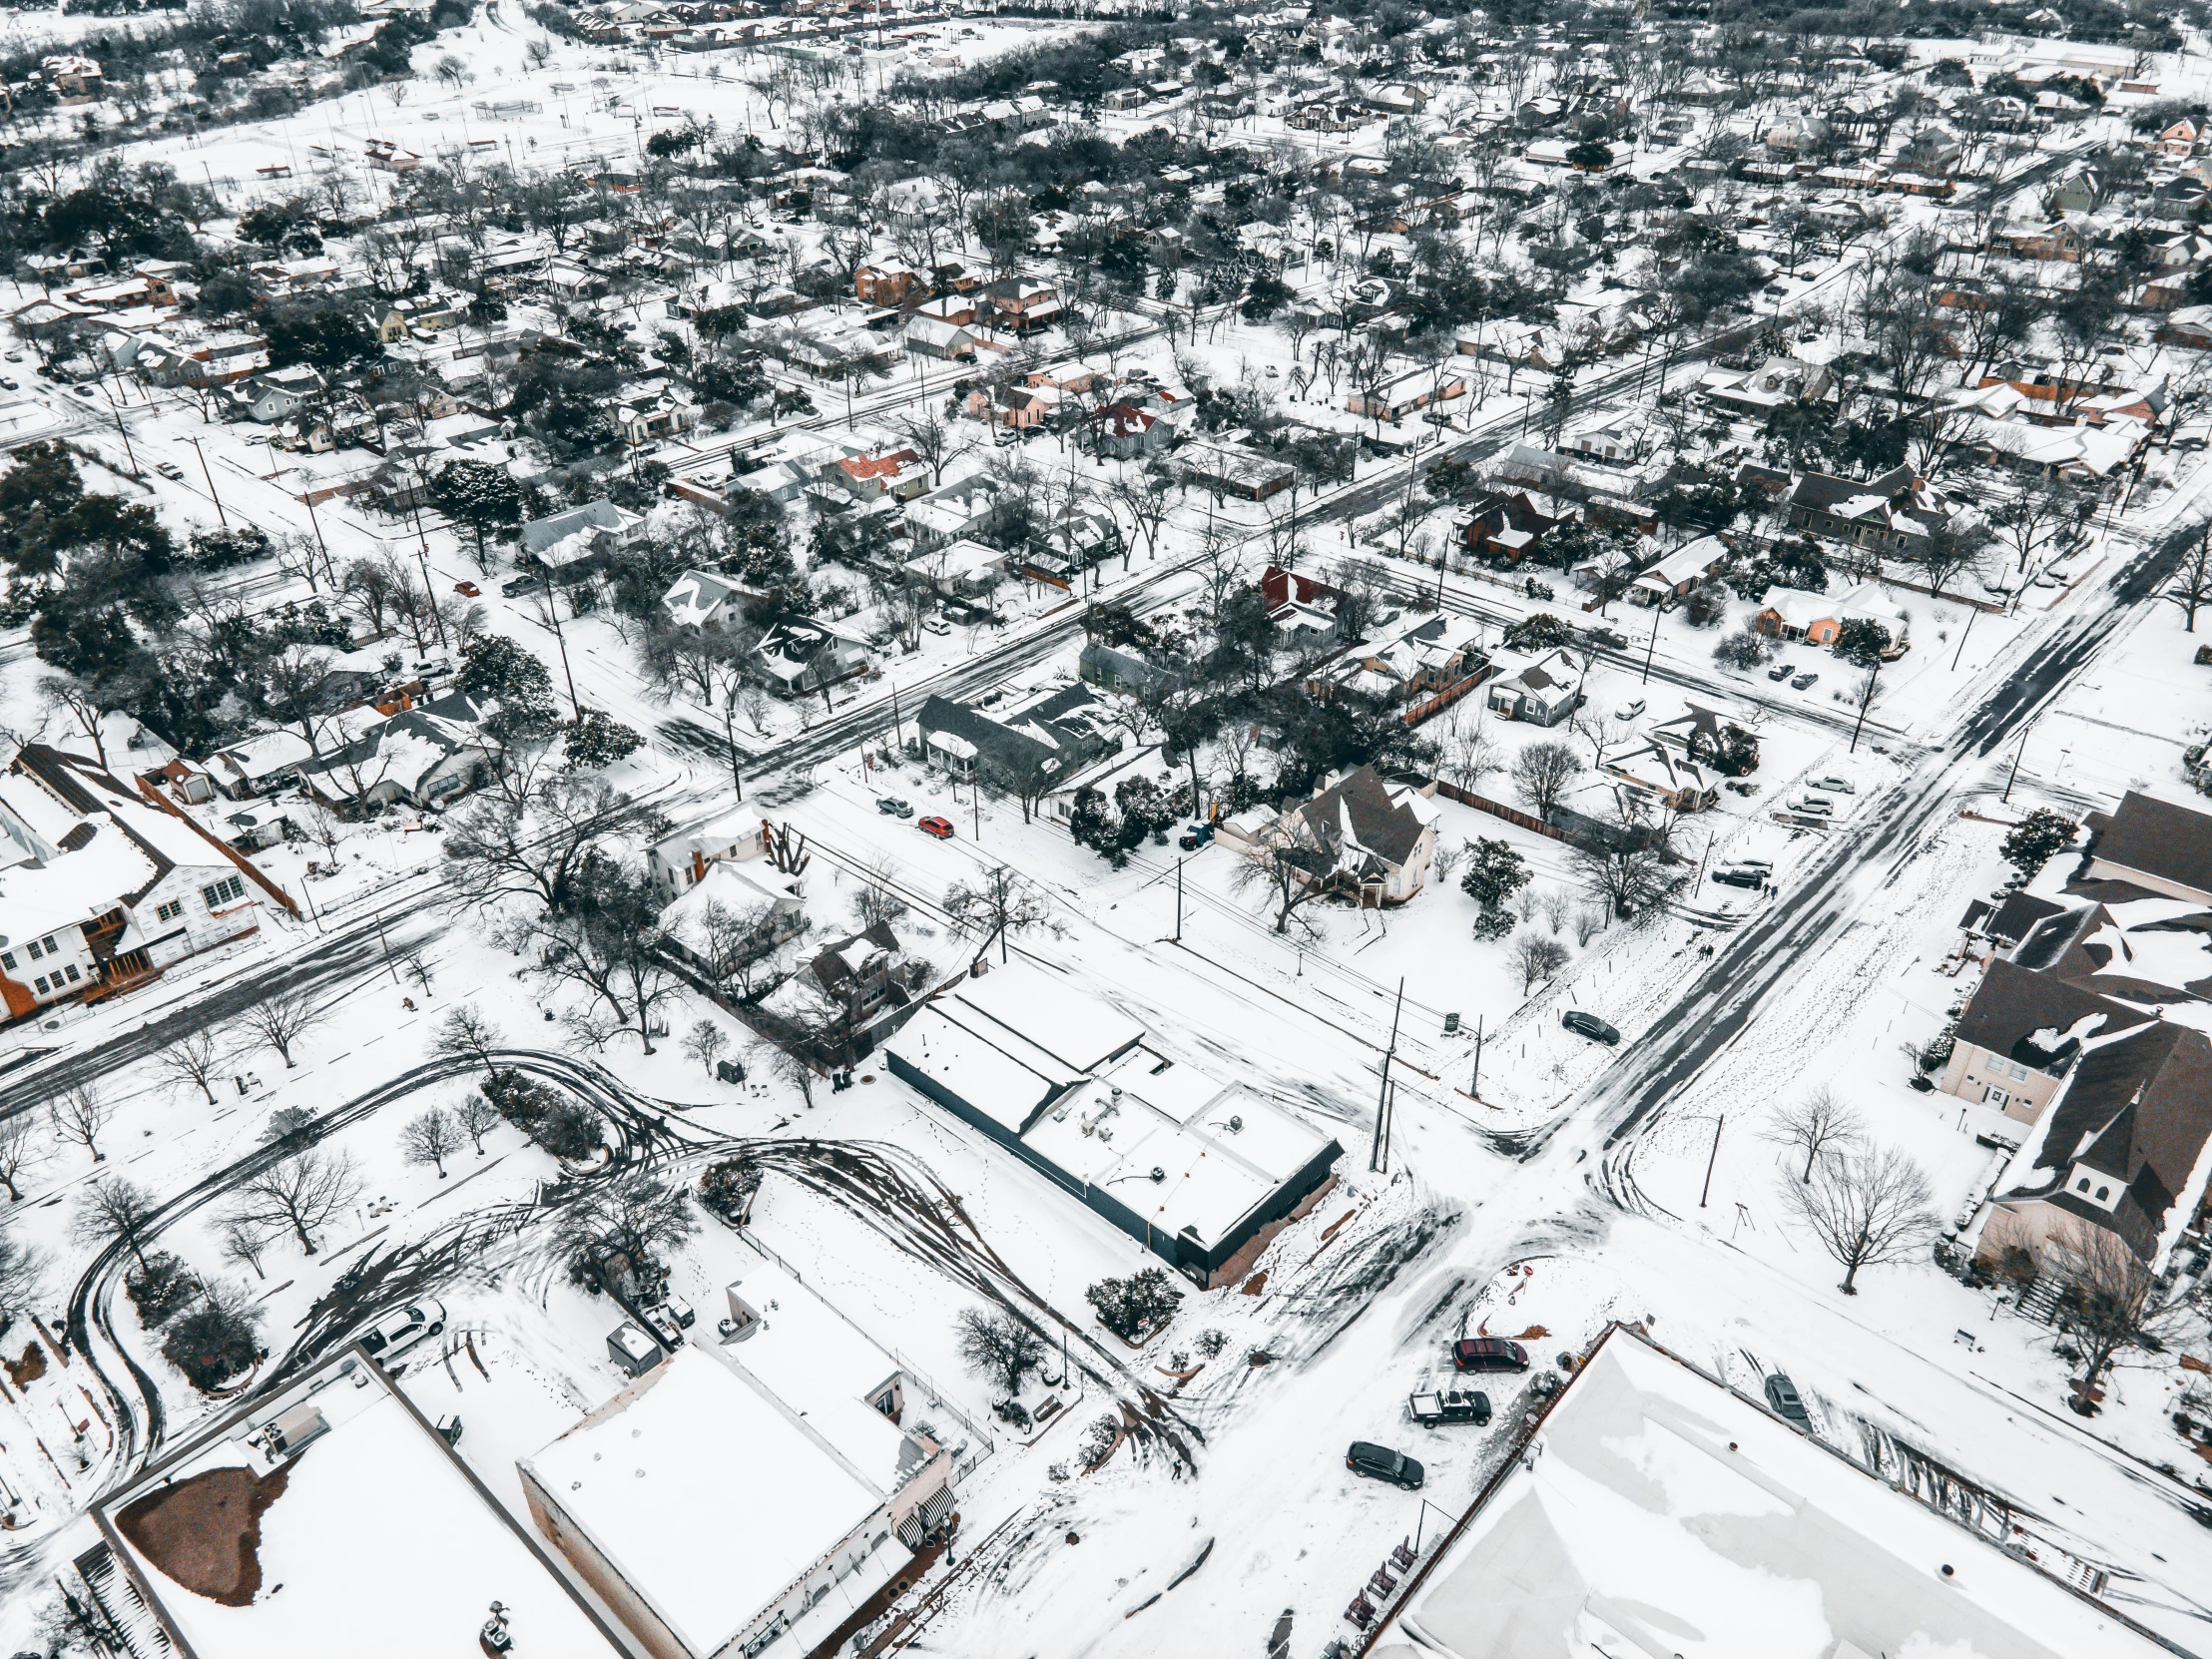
left=115, top=1463, right=291, bottom=1606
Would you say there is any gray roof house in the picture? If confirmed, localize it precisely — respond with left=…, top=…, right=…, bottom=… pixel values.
left=1254, top=765, right=1441, bottom=905
left=522, top=499, right=646, bottom=572
left=2083, top=791, right=2212, bottom=905
left=913, top=684, right=1116, bottom=794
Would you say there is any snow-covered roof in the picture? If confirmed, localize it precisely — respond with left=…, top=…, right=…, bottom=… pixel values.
left=1378, top=1328, right=2171, bottom=1659
left=522, top=1349, right=889, bottom=1659
left=105, top=1355, right=621, bottom=1659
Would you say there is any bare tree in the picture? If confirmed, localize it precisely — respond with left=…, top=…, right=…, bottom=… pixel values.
left=0, top=1115, right=44, bottom=1201
left=954, top=1306, right=1048, bottom=1395
left=37, top=676, right=107, bottom=769
left=1510, top=741, right=1585, bottom=821
left=0, top=1230, right=44, bottom=1323
left=1764, top=1088, right=1864, bottom=1182
left=1233, top=834, right=1331, bottom=937
left=1780, top=1146, right=1937, bottom=1295
left=942, top=868, right=1051, bottom=963
left=681, top=1020, right=732, bottom=1076
left=399, top=1107, right=461, bottom=1178
left=2160, top=515, right=2212, bottom=633
left=850, top=858, right=910, bottom=932
left=431, top=1005, right=504, bottom=1074
left=49, top=1087, right=110, bottom=1163
left=219, top=1220, right=276, bottom=1282
left=229, top=1148, right=363, bottom=1253
left=244, top=990, right=329, bottom=1069
left=1571, top=841, right=1686, bottom=925
left=545, top=1170, right=698, bottom=1277
left=153, top=1029, right=230, bottom=1105
left=72, top=1176, right=158, bottom=1270
left=2045, top=1218, right=2194, bottom=1390
left=772, top=1043, right=820, bottom=1109
left=1511, top=931, right=1570, bottom=993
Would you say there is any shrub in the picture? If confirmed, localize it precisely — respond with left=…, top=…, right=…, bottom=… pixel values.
left=1713, top=627, right=1771, bottom=670
left=1078, top=1413, right=1120, bottom=1465
left=1086, top=1268, right=1183, bottom=1342
left=1193, top=1328, right=1228, bottom=1359
left=532, top=1098, right=605, bottom=1161
left=162, top=1296, right=263, bottom=1391
left=1999, top=808, right=2078, bottom=879
left=481, top=1068, right=555, bottom=1127
left=698, top=1156, right=763, bottom=1224
left=125, top=1253, right=198, bottom=1328
left=1680, top=580, right=1729, bottom=629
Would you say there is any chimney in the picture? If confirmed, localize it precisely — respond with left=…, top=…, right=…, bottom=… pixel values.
left=692, top=849, right=707, bottom=883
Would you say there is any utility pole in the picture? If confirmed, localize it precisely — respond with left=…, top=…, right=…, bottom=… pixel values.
left=540, top=581, right=581, bottom=720
left=1641, top=603, right=1661, bottom=685
left=185, top=434, right=227, bottom=527
left=1369, top=977, right=1404, bottom=1173
left=1948, top=602, right=1977, bottom=672
left=1699, top=1113, right=1724, bottom=1208
left=2002, top=722, right=2029, bottom=803
left=1174, top=857, right=1183, bottom=942
left=1469, top=1014, right=1483, bottom=1099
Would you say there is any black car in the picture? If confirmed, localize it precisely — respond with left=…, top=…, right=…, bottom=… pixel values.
left=1409, top=1388, right=1491, bottom=1425
left=1711, top=867, right=1763, bottom=889
left=1561, top=1010, right=1620, bottom=1045
left=1347, top=1440, right=1424, bottom=1488
left=501, top=574, right=544, bottom=597
left=1767, top=662, right=1794, bottom=682
left=1451, top=1338, right=1530, bottom=1374
left=1791, top=671, right=1819, bottom=691
left=1585, top=627, right=1629, bottom=650
left=1765, top=1373, right=1811, bottom=1430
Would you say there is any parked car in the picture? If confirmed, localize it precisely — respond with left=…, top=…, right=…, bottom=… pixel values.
left=1764, top=1373, right=1811, bottom=1431
left=1808, top=776, right=1855, bottom=795
left=1787, top=797, right=1834, bottom=818
left=1585, top=626, right=1629, bottom=650
left=1711, top=867, right=1763, bottom=889
left=154, top=460, right=184, bottom=479
left=921, top=615, right=952, bottom=636
left=501, top=574, right=543, bottom=597
left=917, top=815, right=955, bottom=839
left=877, top=796, right=912, bottom=817
left=359, top=1299, right=446, bottom=1366
left=0, top=378, right=16, bottom=391
left=1615, top=698, right=1646, bottom=722
left=1451, top=1337, right=1531, bottom=1374
left=1408, top=1388, right=1491, bottom=1425
left=1561, top=1010, right=1620, bottom=1045
left=1346, top=1440, right=1425, bottom=1488
left=1791, top=671, right=1819, bottom=691
left=453, top=580, right=482, bottom=597
left=72, top=384, right=95, bottom=398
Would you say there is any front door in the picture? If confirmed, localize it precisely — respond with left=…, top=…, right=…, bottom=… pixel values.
left=1983, top=1084, right=2010, bottom=1108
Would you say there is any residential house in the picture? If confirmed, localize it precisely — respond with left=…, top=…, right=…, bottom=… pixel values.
left=372, top=293, right=467, bottom=341
left=1649, top=701, right=1759, bottom=772
left=1175, top=439, right=1294, bottom=500
left=1602, top=739, right=1718, bottom=812
left=904, top=473, right=1004, bottom=550
left=2082, top=791, right=2212, bottom=904
left=661, top=857, right=809, bottom=970
left=647, top=806, right=769, bottom=900
left=902, top=537, right=1006, bottom=599
left=522, top=499, right=646, bottom=574
left=854, top=263, right=923, bottom=306
left=234, top=363, right=326, bottom=424
left=1752, top=588, right=1842, bottom=644
left=39, top=54, right=103, bottom=100
left=755, top=614, right=873, bottom=700
left=0, top=745, right=294, bottom=1018
left=1084, top=401, right=1166, bottom=459
left=1629, top=536, right=1726, bottom=607
left=662, top=568, right=762, bottom=630
left=201, top=730, right=316, bottom=800
left=829, top=447, right=930, bottom=504
left=903, top=315, right=976, bottom=362
left=297, top=707, right=497, bottom=813
left=1309, top=615, right=1488, bottom=724
left=912, top=292, right=979, bottom=329
left=966, top=383, right=1050, bottom=431
left=1484, top=648, right=1583, bottom=726
left=913, top=683, right=1116, bottom=792
left=1264, top=765, right=1441, bottom=905
left=1346, top=363, right=1467, bottom=423
left=976, top=277, right=1063, bottom=334
left=1701, top=355, right=1834, bottom=417
left=808, top=921, right=920, bottom=1027
left=1459, top=489, right=1566, bottom=564
left=1780, top=463, right=1951, bottom=558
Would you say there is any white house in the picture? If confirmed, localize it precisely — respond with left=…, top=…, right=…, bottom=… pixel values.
left=1484, top=647, right=1583, bottom=725
left=647, top=807, right=769, bottom=899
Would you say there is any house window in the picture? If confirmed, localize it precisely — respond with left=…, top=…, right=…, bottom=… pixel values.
left=42, top=936, right=57, bottom=955
left=0, top=951, right=12, bottom=970
left=202, top=874, right=246, bottom=909
left=63, top=964, right=78, bottom=983
left=2077, top=1178, right=2090, bottom=1192
left=156, top=899, right=184, bottom=924
left=33, top=976, right=47, bottom=995
left=24, top=940, right=42, bottom=962
left=2096, top=1186, right=2110, bottom=1202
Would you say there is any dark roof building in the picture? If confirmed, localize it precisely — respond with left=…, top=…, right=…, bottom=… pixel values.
left=913, top=685, right=1116, bottom=794
left=2085, top=791, right=2212, bottom=904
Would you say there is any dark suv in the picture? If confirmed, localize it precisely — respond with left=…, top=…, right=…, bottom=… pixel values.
left=1346, top=1441, right=1424, bottom=1488
left=1561, top=1010, right=1620, bottom=1045
left=1451, top=1338, right=1530, bottom=1374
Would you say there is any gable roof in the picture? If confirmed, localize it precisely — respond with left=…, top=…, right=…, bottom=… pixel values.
left=1952, top=956, right=2152, bottom=1074
left=1291, top=765, right=1434, bottom=876
left=2094, top=792, right=2212, bottom=897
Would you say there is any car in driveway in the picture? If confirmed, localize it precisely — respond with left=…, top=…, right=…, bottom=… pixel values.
left=1561, top=1009, right=1619, bottom=1045
left=921, top=614, right=952, bottom=636
left=501, top=574, right=544, bottom=597
left=0, top=378, right=16, bottom=391
left=917, top=815, right=955, bottom=839
left=1408, top=1388, right=1491, bottom=1425
left=1808, top=775, right=1855, bottom=795
left=1787, top=796, right=1834, bottom=818
left=453, top=580, right=482, bottom=597
left=1764, top=1373, right=1811, bottom=1431
left=360, top=1299, right=446, bottom=1367
left=1346, top=1441, right=1424, bottom=1488
left=1451, top=1337, right=1531, bottom=1374
left=1791, top=671, right=1819, bottom=691
left=876, top=796, right=912, bottom=817
left=1767, top=662, right=1794, bottom=682
left=1615, top=698, right=1646, bottom=722
left=1711, top=866, right=1764, bottom=889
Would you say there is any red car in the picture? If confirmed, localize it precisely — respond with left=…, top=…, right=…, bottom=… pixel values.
left=1451, top=1338, right=1530, bottom=1374
left=917, top=816, right=955, bottom=840
left=453, top=580, right=482, bottom=597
